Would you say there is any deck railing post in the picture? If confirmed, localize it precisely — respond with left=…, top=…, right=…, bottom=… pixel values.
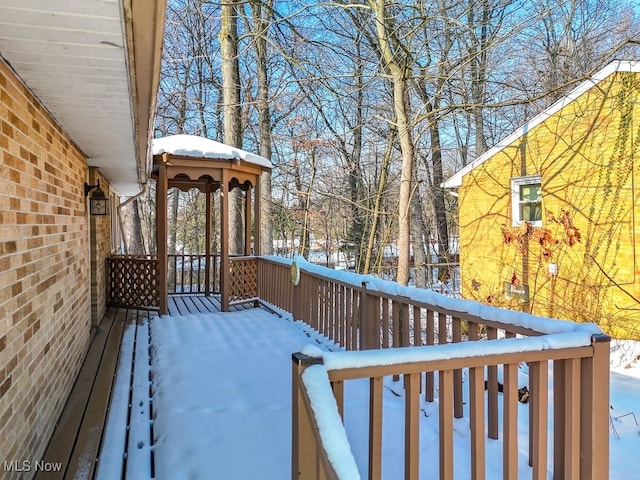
left=580, top=333, right=611, bottom=480
left=292, top=352, right=324, bottom=479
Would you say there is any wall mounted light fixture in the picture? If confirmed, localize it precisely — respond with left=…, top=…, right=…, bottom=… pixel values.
left=84, top=180, right=109, bottom=216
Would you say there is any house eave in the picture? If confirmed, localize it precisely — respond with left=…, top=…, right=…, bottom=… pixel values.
left=0, top=0, right=166, bottom=197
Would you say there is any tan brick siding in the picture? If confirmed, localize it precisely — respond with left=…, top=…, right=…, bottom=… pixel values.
left=0, top=58, right=92, bottom=477
left=458, top=72, right=640, bottom=337
left=89, top=168, right=112, bottom=326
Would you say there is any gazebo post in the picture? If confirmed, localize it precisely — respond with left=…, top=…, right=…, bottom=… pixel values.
left=254, top=180, right=262, bottom=256
left=244, top=187, right=252, bottom=255
left=221, top=170, right=230, bottom=312
left=157, top=159, right=168, bottom=315
left=205, top=184, right=212, bottom=296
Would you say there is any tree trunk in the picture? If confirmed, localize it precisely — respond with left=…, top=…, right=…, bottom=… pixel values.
left=250, top=0, right=274, bottom=255
left=410, top=172, right=427, bottom=288
left=364, top=126, right=395, bottom=274
left=292, top=157, right=314, bottom=259
left=430, top=120, right=450, bottom=265
left=220, top=0, right=244, bottom=254
left=370, top=0, right=414, bottom=286
left=130, top=198, right=145, bottom=254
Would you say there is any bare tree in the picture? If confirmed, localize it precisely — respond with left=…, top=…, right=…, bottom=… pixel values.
left=247, top=0, right=275, bottom=255
left=220, top=0, right=244, bottom=254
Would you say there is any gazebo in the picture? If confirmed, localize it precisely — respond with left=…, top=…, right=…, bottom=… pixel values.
left=152, top=135, right=272, bottom=313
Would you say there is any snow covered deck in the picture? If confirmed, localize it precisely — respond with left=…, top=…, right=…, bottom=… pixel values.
left=35, top=296, right=251, bottom=480
left=40, top=257, right=615, bottom=479
left=93, top=301, right=328, bottom=479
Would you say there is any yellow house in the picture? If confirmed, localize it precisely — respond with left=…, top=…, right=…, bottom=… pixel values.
left=444, top=60, right=640, bottom=338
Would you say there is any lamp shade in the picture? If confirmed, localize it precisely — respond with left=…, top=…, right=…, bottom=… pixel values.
left=89, top=188, right=109, bottom=216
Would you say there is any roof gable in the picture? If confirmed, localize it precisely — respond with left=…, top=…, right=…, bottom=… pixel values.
left=443, top=60, right=640, bottom=188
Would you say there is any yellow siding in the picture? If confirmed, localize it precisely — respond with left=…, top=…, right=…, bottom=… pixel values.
left=459, top=72, right=640, bottom=337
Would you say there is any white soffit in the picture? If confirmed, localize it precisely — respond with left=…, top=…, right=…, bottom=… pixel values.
left=0, top=0, right=141, bottom=195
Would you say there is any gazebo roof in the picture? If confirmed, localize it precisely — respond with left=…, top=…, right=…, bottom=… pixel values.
left=152, top=134, right=272, bottom=170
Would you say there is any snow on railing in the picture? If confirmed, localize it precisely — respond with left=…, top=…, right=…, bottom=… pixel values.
left=293, top=351, right=361, bottom=480
left=261, top=254, right=601, bottom=339
left=256, top=256, right=611, bottom=480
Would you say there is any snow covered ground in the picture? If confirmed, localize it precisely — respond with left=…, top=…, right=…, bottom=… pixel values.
left=100, top=307, right=640, bottom=479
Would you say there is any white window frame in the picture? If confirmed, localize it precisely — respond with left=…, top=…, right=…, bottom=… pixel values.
left=511, top=174, right=542, bottom=227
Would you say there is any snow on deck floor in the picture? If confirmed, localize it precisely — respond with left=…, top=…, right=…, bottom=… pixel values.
left=145, top=308, right=640, bottom=479
left=148, top=308, right=539, bottom=479
left=150, top=308, right=318, bottom=480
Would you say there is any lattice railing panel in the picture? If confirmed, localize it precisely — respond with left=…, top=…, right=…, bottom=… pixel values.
left=107, top=255, right=160, bottom=308
left=229, top=257, right=258, bottom=302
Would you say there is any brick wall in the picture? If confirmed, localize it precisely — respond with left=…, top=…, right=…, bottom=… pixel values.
left=88, top=168, right=113, bottom=327
left=0, top=57, right=92, bottom=476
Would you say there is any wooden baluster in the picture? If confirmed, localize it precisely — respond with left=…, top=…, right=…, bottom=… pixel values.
left=487, top=327, right=499, bottom=439
left=323, top=280, right=329, bottom=339
left=190, top=254, right=195, bottom=293
left=345, top=287, right=353, bottom=350
left=553, top=359, right=565, bottom=480
left=331, top=380, right=344, bottom=420
left=400, top=302, right=409, bottom=348
left=469, top=365, right=485, bottom=480
left=503, top=362, right=518, bottom=480
left=438, top=311, right=448, bottom=345
left=439, top=369, right=454, bottom=480
left=382, top=298, right=390, bottom=349
left=369, top=376, right=383, bottom=480
left=369, top=294, right=381, bottom=349
left=405, top=372, right=420, bottom=480
left=468, top=321, right=478, bottom=341
left=338, top=284, right=345, bottom=348
left=413, top=305, right=421, bottom=347
left=425, top=310, right=435, bottom=402
left=452, top=317, right=463, bottom=419
left=562, top=358, right=580, bottom=480
left=359, top=282, right=367, bottom=350
left=392, top=302, right=400, bottom=380
left=392, top=301, right=400, bottom=349
left=312, top=277, right=319, bottom=332
left=355, top=287, right=362, bottom=351
left=530, top=361, right=549, bottom=480
left=179, top=254, right=185, bottom=293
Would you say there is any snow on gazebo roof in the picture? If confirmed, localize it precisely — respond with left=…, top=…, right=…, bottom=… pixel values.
left=152, top=134, right=272, bottom=169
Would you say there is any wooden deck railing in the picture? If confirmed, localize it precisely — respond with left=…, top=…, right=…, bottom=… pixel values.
left=107, top=254, right=221, bottom=309
left=107, top=255, right=160, bottom=309
left=229, top=256, right=258, bottom=304
left=167, top=254, right=220, bottom=295
left=107, top=254, right=259, bottom=309
left=255, top=256, right=610, bottom=480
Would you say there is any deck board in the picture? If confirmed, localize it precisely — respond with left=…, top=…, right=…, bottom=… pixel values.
left=124, top=319, right=152, bottom=478
left=94, top=320, right=137, bottom=480
left=38, top=295, right=258, bottom=480
left=36, top=307, right=129, bottom=479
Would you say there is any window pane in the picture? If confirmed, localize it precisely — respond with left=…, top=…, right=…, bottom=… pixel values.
left=521, top=202, right=542, bottom=222
left=519, top=183, right=541, bottom=202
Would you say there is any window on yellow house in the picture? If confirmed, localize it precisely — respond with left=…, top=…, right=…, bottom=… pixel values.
left=511, top=175, right=542, bottom=226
